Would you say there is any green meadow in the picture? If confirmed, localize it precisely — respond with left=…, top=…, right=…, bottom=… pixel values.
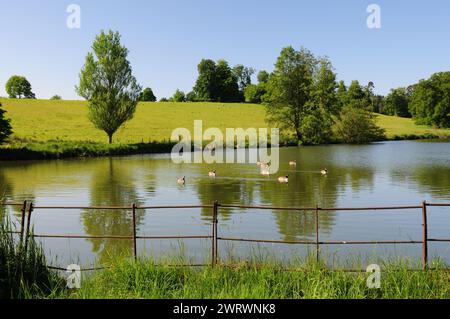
left=0, top=98, right=449, bottom=160
left=0, top=98, right=268, bottom=144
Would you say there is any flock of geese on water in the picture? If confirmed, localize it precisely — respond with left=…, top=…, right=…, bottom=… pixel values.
left=176, top=161, right=328, bottom=185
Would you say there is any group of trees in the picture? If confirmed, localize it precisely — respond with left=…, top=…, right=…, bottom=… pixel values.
left=2, top=29, right=448, bottom=146
left=263, top=46, right=385, bottom=144
left=409, top=72, right=450, bottom=128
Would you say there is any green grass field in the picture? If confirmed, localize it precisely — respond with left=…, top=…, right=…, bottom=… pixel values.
left=0, top=98, right=268, bottom=144
left=2, top=98, right=449, bottom=145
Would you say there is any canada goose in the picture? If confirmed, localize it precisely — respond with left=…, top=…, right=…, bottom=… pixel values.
left=320, top=169, right=328, bottom=175
left=289, top=160, right=297, bottom=166
left=278, top=175, right=289, bottom=183
left=177, top=176, right=185, bottom=185
left=208, top=170, right=216, bottom=177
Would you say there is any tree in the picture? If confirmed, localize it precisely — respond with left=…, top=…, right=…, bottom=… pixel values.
left=50, top=95, right=62, bottom=100
left=215, top=59, right=240, bottom=102
left=193, top=59, right=240, bottom=102
left=265, top=46, right=337, bottom=143
left=76, top=30, right=141, bottom=144
left=257, top=70, right=270, bottom=84
left=312, top=58, right=338, bottom=115
left=243, top=70, right=270, bottom=104
left=334, top=104, right=385, bottom=144
left=346, top=80, right=366, bottom=106
left=193, top=59, right=217, bottom=102
left=171, top=89, right=186, bottom=102
left=5, top=76, right=35, bottom=99
left=409, top=72, right=450, bottom=128
left=233, top=64, right=255, bottom=98
left=0, top=102, right=12, bottom=144
left=186, top=91, right=197, bottom=102
left=336, top=80, right=348, bottom=108
left=265, top=46, right=317, bottom=141
left=140, top=87, right=156, bottom=102
left=300, top=109, right=332, bottom=145
left=383, top=88, right=410, bottom=117
left=244, top=84, right=266, bottom=103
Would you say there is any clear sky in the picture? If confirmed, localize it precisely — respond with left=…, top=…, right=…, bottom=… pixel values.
left=0, top=0, right=449, bottom=100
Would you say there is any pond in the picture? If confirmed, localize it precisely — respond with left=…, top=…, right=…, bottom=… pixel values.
left=1, top=140, right=449, bottom=268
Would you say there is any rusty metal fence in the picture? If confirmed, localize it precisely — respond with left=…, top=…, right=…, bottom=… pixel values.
left=1, top=200, right=449, bottom=271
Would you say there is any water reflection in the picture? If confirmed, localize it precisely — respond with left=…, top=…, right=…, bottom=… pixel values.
left=0, top=141, right=449, bottom=264
left=82, top=158, right=144, bottom=262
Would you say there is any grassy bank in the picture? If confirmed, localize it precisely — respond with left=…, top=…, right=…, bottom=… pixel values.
left=0, top=220, right=63, bottom=298
left=1, top=222, right=448, bottom=299
left=58, top=257, right=449, bottom=299
left=1, top=98, right=449, bottom=160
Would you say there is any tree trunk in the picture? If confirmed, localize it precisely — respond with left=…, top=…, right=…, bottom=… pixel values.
left=296, top=128, right=302, bottom=143
left=108, top=133, right=113, bottom=144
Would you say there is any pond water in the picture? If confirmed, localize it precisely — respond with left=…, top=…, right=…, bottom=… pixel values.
left=1, top=140, right=449, bottom=268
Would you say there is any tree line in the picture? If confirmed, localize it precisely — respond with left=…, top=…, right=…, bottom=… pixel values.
left=1, top=29, right=449, bottom=146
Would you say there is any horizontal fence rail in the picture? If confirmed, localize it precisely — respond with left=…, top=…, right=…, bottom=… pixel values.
left=1, top=200, right=449, bottom=271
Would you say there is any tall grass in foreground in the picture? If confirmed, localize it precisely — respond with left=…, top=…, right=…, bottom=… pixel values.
left=63, top=256, right=449, bottom=299
left=0, top=219, right=63, bottom=299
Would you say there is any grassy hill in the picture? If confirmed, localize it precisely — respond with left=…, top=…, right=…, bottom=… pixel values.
left=0, top=98, right=449, bottom=159
left=1, top=99, right=268, bottom=144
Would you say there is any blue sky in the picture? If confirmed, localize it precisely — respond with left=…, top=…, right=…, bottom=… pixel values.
left=0, top=0, right=449, bottom=100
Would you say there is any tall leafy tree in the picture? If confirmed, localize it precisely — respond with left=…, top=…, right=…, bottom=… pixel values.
left=77, top=30, right=141, bottom=144
left=409, top=72, right=450, bottom=128
left=215, top=59, right=240, bottom=102
left=265, top=46, right=337, bottom=144
left=0, top=102, right=12, bottom=144
left=312, top=58, right=338, bottom=115
left=257, top=70, right=270, bottom=84
left=5, top=76, right=35, bottom=99
left=265, top=46, right=317, bottom=141
left=193, top=59, right=217, bottom=102
left=140, top=87, right=157, bottom=102
left=336, top=80, right=348, bottom=108
left=233, top=64, right=255, bottom=93
left=384, top=88, right=410, bottom=117
left=193, top=59, right=240, bottom=102
left=346, top=80, right=366, bottom=106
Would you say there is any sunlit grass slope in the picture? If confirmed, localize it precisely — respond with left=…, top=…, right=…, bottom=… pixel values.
left=1, top=98, right=449, bottom=144
left=1, top=99, right=267, bottom=144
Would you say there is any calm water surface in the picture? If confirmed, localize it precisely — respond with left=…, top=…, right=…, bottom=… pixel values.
left=1, top=140, right=449, bottom=267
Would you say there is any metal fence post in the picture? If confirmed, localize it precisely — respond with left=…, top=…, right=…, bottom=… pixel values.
left=132, top=203, right=137, bottom=261
left=24, top=202, right=33, bottom=253
left=421, top=200, right=428, bottom=270
left=19, top=200, right=27, bottom=246
left=315, top=205, right=320, bottom=263
left=212, top=200, right=219, bottom=267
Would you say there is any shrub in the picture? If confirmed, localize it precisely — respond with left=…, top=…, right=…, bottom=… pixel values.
left=0, top=102, right=12, bottom=144
left=334, top=105, right=385, bottom=144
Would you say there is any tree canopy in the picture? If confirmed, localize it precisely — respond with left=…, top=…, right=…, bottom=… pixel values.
left=5, top=76, right=35, bottom=99
left=193, top=59, right=244, bottom=102
left=409, top=72, right=450, bottom=128
left=383, top=88, right=411, bottom=118
left=76, top=30, right=141, bottom=143
left=171, top=89, right=186, bottom=102
left=264, top=46, right=337, bottom=143
left=140, top=87, right=157, bottom=102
